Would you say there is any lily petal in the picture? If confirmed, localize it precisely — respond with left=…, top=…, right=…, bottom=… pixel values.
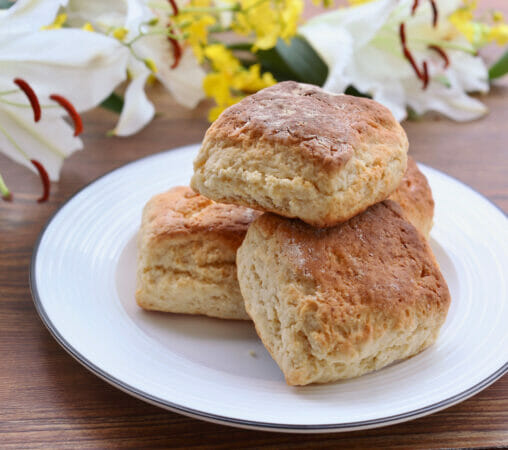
left=304, top=0, right=398, bottom=48
left=114, top=63, right=155, bottom=136
left=133, top=35, right=206, bottom=109
left=0, top=0, right=68, bottom=34
left=0, top=29, right=128, bottom=111
left=0, top=104, right=82, bottom=181
left=407, top=82, right=488, bottom=121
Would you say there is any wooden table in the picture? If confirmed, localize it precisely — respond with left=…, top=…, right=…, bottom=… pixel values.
left=1, top=22, right=508, bottom=450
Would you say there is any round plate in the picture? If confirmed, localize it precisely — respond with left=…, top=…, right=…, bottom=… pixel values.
left=31, top=144, right=508, bottom=433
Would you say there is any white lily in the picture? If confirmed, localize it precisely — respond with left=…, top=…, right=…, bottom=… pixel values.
left=0, top=0, right=128, bottom=200
left=66, top=0, right=206, bottom=136
left=300, top=0, right=489, bottom=121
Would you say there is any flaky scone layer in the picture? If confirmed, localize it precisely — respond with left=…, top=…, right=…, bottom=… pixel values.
left=192, top=81, right=408, bottom=227
left=237, top=201, right=450, bottom=385
left=136, top=186, right=260, bottom=320
left=390, top=156, right=434, bottom=238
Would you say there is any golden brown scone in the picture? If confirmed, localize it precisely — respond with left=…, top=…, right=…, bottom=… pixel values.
left=191, top=81, right=408, bottom=227
left=390, top=156, right=434, bottom=238
left=136, top=186, right=260, bottom=320
left=236, top=201, right=450, bottom=385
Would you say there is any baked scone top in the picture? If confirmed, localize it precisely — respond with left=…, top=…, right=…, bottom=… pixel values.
left=142, top=186, right=261, bottom=244
left=252, top=201, right=449, bottom=321
left=204, top=81, right=408, bottom=171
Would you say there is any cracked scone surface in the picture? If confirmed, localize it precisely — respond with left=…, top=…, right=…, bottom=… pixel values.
left=236, top=201, right=450, bottom=385
left=136, top=186, right=260, bottom=320
left=389, top=156, right=434, bottom=238
left=191, top=81, right=408, bottom=227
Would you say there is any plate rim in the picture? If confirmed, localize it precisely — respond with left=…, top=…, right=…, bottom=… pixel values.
left=29, top=146, right=508, bottom=433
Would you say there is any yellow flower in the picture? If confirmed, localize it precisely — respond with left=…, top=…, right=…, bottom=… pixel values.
left=449, top=1, right=508, bottom=47
left=233, top=0, right=304, bottom=50
left=41, top=13, right=67, bottom=30
left=204, top=44, right=241, bottom=72
left=232, top=64, right=276, bottom=92
left=492, top=11, right=504, bottom=23
left=203, top=44, right=276, bottom=121
left=312, top=0, right=334, bottom=7
left=347, top=0, right=373, bottom=5
left=184, top=15, right=216, bottom=62
left=489, top=23, right=508, bottom=45
left=82, top=22, right=94, bottom=32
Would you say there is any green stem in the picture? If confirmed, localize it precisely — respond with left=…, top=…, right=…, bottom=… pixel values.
left=0, top=98, right=59, bottom=109
left=226, top=42, right=254, bottom=50
left=208, top=24, right=233, bottom=33
left=0, top=89, right=18, bottom=96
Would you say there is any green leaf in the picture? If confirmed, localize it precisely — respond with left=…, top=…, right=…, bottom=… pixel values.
left=100, top=92, right=124, bottom=114
left=489, top=49, right=508, bottom=80
left=0, top=0, right=14, bottom=9
left=257, top=36, right=328, bottom=86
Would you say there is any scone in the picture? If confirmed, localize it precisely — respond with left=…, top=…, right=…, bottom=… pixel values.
left=136, top=186, right=260, bottom=320
left=390, top=156, right=434, bottom=238
left=236, top=201, right=450, bottom=385
left=191, top=81, right=408, bottom=227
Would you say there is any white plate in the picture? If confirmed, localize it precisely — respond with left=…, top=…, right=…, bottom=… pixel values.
left=31, top=144, right=508, bottom=433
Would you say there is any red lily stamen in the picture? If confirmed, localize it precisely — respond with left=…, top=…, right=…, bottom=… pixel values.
left=429, top=0, right=438, bottom=27
left=2, top=192, right=13, bottom=202
left=14, top=78, right=41, bottom=122
left=400, top=23, right=423, bottom=80
left=169, top=37, right=182, bottom=69
left=411, top=0, right=419, bottom=15
left=30, top=159, right=50, bottom=203
left=168, top=0, right=179, bottom=15
left=428, top=44, right=450, bottom=68
left=167, top=23, right=182, bottom=69
left=49, top=94, right=83, bottom=136
left=422, top=61, right=429, bottom=89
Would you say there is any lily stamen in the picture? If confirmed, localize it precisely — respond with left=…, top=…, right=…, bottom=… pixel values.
left=167, top=22, right=182, bottom=69
left=411, top=0, right=419, bottom=15
left=168, top=0, right=179, bottom=16
left=428, top=44, right=450, bottom=68
left=49, top=94, right=83, bottom=137
left=14, top=78, right=41, bottom=122
left=410, top=0, right=438, bottom=27
left=422, top=61, right=429, bottom=89
left=399, top=23, right=423, bottom=80
left=30, top=159, right=50, bottom=203
left=429, top=0, right=438, bottom=27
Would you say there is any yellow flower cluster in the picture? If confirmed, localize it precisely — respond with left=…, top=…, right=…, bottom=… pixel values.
left=174, top=0, right=217, bottom=62
left=450, top=1, right=508, bottom=46
left=203, top=44, right=276, bottom=120
left=230, top=0, right=304, bottom=50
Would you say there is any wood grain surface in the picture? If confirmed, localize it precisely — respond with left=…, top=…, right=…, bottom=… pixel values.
left=1, top=2, right=507, bottom=447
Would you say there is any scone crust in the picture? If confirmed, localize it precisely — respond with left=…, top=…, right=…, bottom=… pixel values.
left=237, top=201, right=450, bottom=385
left=389, top=156, right=434, bottom=237
left=137, top=186, right=260, bottom=320
left=143, top=186, right=260, bottom=247
left=192, top=81, right=408, bottom=227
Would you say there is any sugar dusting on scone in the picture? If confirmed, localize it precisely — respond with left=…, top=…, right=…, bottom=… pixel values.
left=237, top=201, right=450, bottom=385
left=191, top=81, right=408, bottom=227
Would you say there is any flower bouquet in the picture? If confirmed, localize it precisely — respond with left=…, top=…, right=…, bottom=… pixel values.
left=0, top=0, right=506, bottom=201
